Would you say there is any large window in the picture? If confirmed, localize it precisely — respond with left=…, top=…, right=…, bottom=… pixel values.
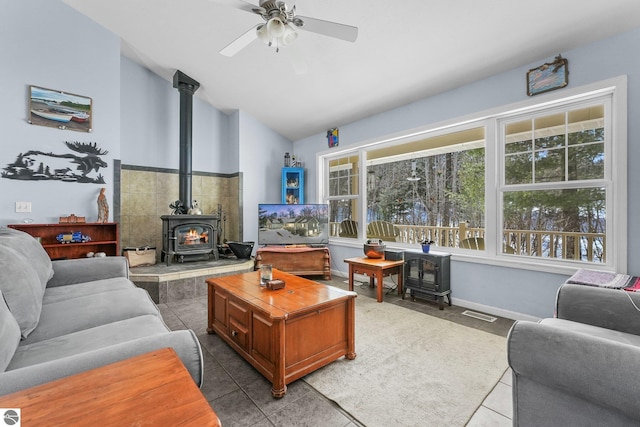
left=327, top=155, right=359, bottom=239
left=320, top=78, right=626, bottom=271
left=500, top=101, right=609, bottom=263
left=366, top=127, right=485, bottom=245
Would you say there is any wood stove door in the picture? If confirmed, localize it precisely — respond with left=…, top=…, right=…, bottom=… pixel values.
left=163, top=221, right=218, bottom=265
left=175, top=223, right=215, bottom=252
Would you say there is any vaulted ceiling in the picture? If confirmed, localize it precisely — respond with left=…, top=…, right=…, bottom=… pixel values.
left=63, top=0, right=640, bottom=141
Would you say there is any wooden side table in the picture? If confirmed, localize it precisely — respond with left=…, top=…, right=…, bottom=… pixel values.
left=0, top=348, right=221, bottom=427
left=344, top=257, right=404, bottom=302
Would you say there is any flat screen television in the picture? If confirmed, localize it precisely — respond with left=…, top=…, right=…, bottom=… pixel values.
left=258, top=203, right=329, bottom=246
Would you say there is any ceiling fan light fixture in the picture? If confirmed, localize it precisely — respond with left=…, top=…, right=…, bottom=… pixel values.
left=222, top=1, right=358, bottom=57
left=256, top=24, right=271, bottom=44
left=266, top=17, right=285, bottom=37
left=281, top=24, right=298, bottom=45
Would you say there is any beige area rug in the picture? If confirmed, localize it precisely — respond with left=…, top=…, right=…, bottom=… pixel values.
left=304, top=296, right=508, bottom=427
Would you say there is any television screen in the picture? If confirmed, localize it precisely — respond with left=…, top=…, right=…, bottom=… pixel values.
left=258, top=204, right=329, bottom=246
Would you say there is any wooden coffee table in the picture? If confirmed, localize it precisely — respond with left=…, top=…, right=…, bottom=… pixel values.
left=207, top=269, right=357, bottom=397
left=0, top=348, right=221, bottom=426
left=344, top=257, right=404, bottom=302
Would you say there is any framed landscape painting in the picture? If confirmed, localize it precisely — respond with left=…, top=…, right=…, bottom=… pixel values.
left=28, top=85, right=92, bottom=132
left=526, top=56, right=568, bottom=96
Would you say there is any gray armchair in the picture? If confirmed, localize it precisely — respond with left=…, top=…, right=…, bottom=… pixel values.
left=508, top=283, right=640, bottom=426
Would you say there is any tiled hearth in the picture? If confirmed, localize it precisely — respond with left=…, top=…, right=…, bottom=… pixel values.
left=120, top=165, right=243, bottom=263
left=130, top=258, right=254, bottom=303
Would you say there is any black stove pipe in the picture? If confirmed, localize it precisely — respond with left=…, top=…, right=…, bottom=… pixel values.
left=173, top=70, right=200, bottom=211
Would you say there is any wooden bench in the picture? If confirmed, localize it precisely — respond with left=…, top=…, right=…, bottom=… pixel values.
left=366, top=220, right=399, bottom=242
left=339, top=219, right=358, bottom=238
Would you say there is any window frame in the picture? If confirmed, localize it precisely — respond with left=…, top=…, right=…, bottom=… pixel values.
left=497, top=97, right=611, bottom=265
left=317, top=76, right=627, bottom=274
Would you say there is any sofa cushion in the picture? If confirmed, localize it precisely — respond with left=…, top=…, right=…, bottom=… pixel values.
left=43, top=277, right=134, bottom=305
left=20, top=288, right=162, bottom=345
left=0, top=245, right=45, bottom=338
left=0, top=227, right=53, bottom=286
left=8, top=315, right=170, bottom=370
left=47, top=257, right=129, bottom=288
left=0, top=290, right=22, bottom=372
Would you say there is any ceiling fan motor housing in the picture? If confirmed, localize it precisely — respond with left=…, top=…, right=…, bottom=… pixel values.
left=254, top=1, right=296, bottom=25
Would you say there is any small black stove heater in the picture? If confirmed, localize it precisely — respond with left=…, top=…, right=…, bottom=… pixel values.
left=403, top=251, right=452, bottom=309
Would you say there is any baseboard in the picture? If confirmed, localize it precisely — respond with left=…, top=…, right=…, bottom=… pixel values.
left=330, top=268, right=539, bottom=322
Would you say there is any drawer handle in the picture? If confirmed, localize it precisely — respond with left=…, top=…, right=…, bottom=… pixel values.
left=231, top=330, right=238, bottom=337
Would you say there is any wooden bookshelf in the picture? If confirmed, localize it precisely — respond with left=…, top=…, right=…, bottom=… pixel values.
left=8, top=222, right=119, bottom=260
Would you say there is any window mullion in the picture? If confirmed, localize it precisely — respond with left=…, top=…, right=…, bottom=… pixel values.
left=485, top=118, right=499, bottom=254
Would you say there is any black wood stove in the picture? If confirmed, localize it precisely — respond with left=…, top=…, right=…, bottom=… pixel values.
left=161, top=215, right=220, bottom=266
left=158, top=71, right=222, bottom=266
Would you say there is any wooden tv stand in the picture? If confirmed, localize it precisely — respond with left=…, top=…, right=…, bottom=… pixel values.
left=255, top=246, right=331, bottom=280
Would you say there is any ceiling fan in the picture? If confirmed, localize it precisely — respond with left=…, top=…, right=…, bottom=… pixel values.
left=219, top=0, right=358, bottom=57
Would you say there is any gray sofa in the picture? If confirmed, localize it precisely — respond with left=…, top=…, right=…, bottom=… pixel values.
left=0, top=227, right=203, bottom=396
left=508, top=283, right=640, bottom=426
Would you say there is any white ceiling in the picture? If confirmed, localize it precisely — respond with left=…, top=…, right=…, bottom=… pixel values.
left=63, top=0, right=640, bottom=141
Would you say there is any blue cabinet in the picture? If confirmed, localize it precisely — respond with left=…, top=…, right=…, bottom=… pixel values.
left=282, top=167, right=304, bottom=204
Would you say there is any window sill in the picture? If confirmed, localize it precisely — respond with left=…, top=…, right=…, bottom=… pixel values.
left=329, top=238, right=601, bottom=276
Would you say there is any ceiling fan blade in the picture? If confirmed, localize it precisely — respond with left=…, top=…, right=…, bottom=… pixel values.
left=210, top=0, right=257, bottom=14
left=220, top=25, right=259, bottom=56
left=296, top=15, right=358, bottom=42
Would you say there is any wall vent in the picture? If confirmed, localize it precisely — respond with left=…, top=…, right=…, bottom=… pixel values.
left=462, top=310, right=497, bottom=323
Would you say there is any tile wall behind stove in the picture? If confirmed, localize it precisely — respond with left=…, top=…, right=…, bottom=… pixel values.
left=120, top=165, right=241, bottom=261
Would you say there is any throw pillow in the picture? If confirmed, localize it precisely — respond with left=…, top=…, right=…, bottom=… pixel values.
left=0, top=289, right=21, bottom=371
left=0, top=227, right=54, bottom=289
left=0, top=245, right=45, bottom=338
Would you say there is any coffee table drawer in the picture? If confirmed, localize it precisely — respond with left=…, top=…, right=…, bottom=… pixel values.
left=229, top=298, right=249, bottom=350
left=229, top=317, right=248, bottom=350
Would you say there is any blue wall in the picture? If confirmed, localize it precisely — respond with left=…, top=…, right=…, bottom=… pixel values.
left=237, top=111, right=293, bottom=243
left=295, top=28, right=640, bottom=319
left=120, top=58, right=232, bottom=173
left=0, top=0, right=120, bottom=225
left=0, top=1, right=292, bottom=249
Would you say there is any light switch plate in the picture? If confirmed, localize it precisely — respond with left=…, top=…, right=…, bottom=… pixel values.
left=16, top=202, right=32, bottom=213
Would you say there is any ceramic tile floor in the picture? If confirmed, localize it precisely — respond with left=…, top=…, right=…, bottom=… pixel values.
left=158, top=276, right=514, bottom=426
